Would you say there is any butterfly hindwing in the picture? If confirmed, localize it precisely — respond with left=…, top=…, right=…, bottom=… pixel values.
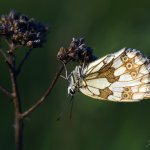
left=79, top=48, right=150, bottom=102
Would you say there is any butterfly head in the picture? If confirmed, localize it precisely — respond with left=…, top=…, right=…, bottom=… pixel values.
left=68, top=86, right=76, bottom=96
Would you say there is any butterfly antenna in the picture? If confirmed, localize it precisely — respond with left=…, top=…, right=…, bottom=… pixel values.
left=56, top=99, right=70, bottom=121
left=56, top=96, right=74, bottom=121
left=69, top=96, right=74, bottom=120
left=56, top=103, right=69, bottom=121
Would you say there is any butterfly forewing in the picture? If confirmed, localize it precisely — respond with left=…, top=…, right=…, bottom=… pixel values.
left=79, top=48, right=150, bottom=102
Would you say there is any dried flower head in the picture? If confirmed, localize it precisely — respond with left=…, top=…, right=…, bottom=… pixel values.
left=57, top=38, right=97, bottom=65
left=0, top=10, right=48, bottom=48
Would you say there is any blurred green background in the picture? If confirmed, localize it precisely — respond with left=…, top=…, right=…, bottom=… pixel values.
left=0, top=0, right=150, bottom=150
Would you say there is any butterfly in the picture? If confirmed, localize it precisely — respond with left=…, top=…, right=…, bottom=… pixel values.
left=67, top=48, right=150, bottom=102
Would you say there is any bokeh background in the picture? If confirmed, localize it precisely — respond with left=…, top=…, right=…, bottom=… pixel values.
left=0, top=0, right=150, bottom=150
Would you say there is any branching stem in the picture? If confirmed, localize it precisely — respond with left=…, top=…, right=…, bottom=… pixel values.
left=1, top=44, right=64, bottom=150
left=0, top=83, right=13, bottom=98
left=22, top=64, right=64, bottom=118
left=8, top=52, right=23, bottom=150
left=16, top=49, right=32, bottom=75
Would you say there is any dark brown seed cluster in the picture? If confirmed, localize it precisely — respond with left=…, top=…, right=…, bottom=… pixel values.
left=0, top=10, right=48, bottom=48
left=57, top=38, right=97, bottom=64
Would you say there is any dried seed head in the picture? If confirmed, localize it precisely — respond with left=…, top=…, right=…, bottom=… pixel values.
left=57, top=38, right=97, bottom=64
left=0, top=10, right=48, bottom=48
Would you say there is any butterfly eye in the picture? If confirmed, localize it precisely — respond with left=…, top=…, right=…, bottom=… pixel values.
left=69, top=89, right=75, bottom=95
left=68, top=86, right=75, bottom=96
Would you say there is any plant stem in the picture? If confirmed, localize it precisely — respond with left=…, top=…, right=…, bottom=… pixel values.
left=0, top=83, right=13, bottom=98
left=8, top=52, right=23, bottom=150
left=16, top=48, right=32, bottom=75
left=22, top=64, right=64, bottom=118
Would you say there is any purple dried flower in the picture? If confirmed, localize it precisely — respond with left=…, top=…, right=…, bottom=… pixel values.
left=0, top=10, right=48, bottom=48
left=57, top=38, right=97, bottom=64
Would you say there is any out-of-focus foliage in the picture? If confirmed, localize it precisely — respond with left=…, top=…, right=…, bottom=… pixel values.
left=0, top=0, right=150, bottom=150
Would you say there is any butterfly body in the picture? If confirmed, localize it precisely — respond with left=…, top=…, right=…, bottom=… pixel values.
left=68, top=48, right=150, bottom=102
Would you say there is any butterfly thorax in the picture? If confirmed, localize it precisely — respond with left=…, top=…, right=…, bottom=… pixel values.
left=68, top=66, right=85, bottom=96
